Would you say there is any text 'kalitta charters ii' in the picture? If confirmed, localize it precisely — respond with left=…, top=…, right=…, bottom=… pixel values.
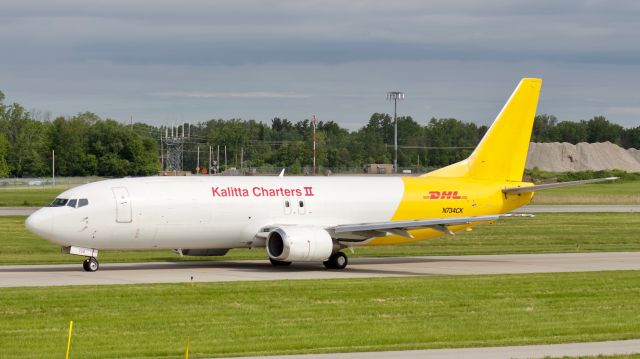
left=212, top=186, right=315, bottom=197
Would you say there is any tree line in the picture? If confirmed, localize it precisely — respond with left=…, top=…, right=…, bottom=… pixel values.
left=1, top=90, right=639, bottom=177
left=532, top=114, right=640, bottom=148
left=0, top=91, right=157, bottom=178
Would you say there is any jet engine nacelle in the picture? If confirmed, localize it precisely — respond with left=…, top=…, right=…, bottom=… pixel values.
left=266, top=226, right=334, bottom=262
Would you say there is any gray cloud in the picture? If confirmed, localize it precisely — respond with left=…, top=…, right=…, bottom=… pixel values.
left=151, top=91, right=310, bottom=99
left=0, top=0, right=639, bottom=129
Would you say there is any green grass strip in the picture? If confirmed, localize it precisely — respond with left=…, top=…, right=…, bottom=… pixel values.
left=0, top=187, right=67, bottom=207
left=1, top=271, right=640, bottom=358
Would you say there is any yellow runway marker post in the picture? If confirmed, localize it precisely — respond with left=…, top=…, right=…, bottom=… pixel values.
left=185, top=336, right=190, bottom=359
left=65, top=320, right=73, bottom=359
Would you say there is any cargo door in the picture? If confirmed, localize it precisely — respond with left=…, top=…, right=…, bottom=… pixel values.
left=112, top=187, right=132, bottom=223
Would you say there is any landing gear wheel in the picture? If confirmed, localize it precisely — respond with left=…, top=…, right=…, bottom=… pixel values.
left=269, top=258, right=292, bottom=266
left=323, top=252, right=348, bottom=270
left=82, top=257, right=99, bottom=272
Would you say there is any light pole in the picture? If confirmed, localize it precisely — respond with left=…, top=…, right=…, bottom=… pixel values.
left=311, top=115, right=318, bottom=175
left=386, top=91, right=405, bottom=173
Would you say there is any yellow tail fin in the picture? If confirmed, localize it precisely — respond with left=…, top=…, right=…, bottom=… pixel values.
left=425, top=78, right=542, bottom=182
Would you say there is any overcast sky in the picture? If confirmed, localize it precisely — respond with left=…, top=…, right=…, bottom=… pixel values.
left=1, top=0, right=639, bottom=129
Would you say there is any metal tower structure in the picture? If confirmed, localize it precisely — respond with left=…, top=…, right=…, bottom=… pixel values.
left=162, top=124, right=186, bottom=172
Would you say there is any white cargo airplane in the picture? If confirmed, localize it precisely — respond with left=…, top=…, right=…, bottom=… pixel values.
left=25, top=78, right=616, bottom=271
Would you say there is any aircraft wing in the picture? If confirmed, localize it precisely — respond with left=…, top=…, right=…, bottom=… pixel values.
left=503, top=177, right=618, bottom=194
left=327, top=214, right=532, bottom=241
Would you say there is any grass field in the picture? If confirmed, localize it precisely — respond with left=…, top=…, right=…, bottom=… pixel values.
left=1, top=271, right=640, bottom=358
left=554, top=356, right=640, bottom=359
left=0, top=186, right=69, bottom=207
left=531, top=181, right=640, bottom=204
left=1, top=212, right=639, bottom=265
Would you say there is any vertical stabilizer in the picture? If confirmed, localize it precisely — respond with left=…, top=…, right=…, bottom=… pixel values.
left=425, top=78, right=542, bottom=182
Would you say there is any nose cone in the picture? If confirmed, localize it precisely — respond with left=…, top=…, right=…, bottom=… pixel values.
left=25, top=208, right=54, bottom=240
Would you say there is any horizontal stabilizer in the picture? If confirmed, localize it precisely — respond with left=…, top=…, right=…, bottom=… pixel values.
left=503, top=177, right=619, bottom=194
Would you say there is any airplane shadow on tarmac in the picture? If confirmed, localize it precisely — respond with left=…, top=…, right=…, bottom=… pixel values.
left=0, top=256, right=503, bottom=277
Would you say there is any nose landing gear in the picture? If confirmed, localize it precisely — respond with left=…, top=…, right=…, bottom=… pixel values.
left=82, top=257, right=99, bottom=272
left=62, top=246, right=100, bottom=272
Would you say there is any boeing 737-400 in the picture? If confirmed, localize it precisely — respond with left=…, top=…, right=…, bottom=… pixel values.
left=24, top=78, right=616, bottom=271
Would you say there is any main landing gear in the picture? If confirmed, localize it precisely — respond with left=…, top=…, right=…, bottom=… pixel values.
left=267, top=251, right=349, bottom=270
left=82, top=257, right=99, bottom=272
left=323, top=251, right=348, bottom=270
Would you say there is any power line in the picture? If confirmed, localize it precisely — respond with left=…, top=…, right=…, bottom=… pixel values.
left=384, top=144, right=475, bottom=149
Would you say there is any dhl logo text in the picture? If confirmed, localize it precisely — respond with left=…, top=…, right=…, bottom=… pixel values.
left=425, top=191, right=467, bottom=200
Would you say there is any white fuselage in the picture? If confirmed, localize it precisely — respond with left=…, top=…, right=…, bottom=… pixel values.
left=26, top=176, right=405, bottom=250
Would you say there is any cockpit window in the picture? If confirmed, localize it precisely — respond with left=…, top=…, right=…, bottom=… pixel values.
left=67, top=199, right=78, bottom=208
left=49, top=198, right=68, bottom=207
left=78, top=198, right=89, bottom=207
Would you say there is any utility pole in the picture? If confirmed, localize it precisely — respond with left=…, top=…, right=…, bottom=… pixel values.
left=311, top=115, right=317, bottom=175
left=197, top=146, right=200, bottom=174
left=209, top=146, right=212, bottom=175
left=386, top=91, right=405, bottom=173
left=52, top=149, right=55, bottom=187
left=160, top=128, right=164, bottom=171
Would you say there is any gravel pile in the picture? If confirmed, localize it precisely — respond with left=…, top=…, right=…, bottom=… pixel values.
left=526, top=142, right=640, bottom=172
left=629, top=148, right=640, bottom=163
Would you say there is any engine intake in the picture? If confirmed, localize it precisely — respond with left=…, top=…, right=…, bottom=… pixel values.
left=266, top=226, right=333, bottom=262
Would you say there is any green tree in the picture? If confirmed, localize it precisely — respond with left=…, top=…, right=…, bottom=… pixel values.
left=0, top=132, right=9, bottom=177
left=556, top=121, right=588, bottom=143
left=586, top=116, right=623, bottom=144
left=356, top=113, right=392, bottom=164
left=622, top=126, right=640, bottom=149
left=49, top=114, right=97, bottom=176
left=0, top=102, right=50, bottom=176
left=423, top=118, right=481, bottom=167
left=532, top=114, right=559, bottom=142
left=88, top=119, right=159, bottom=176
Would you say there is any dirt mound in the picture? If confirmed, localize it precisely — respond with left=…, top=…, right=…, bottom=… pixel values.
left=628, top=148, right=640, bottom=163
left=526, top=142, right=640, bottom=172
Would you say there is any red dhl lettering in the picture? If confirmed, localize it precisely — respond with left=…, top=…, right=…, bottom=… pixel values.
left=426, top=191, right=467, bottom=200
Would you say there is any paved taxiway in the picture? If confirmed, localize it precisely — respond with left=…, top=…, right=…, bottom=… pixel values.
left=224, top=339, right=640, bottom=359
left=0, top=207, right=37, bottom=216
left=2, top=252, right=640, bottom=287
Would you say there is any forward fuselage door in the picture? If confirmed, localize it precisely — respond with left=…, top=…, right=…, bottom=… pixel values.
left=112, top=187, right=132, bottom=223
